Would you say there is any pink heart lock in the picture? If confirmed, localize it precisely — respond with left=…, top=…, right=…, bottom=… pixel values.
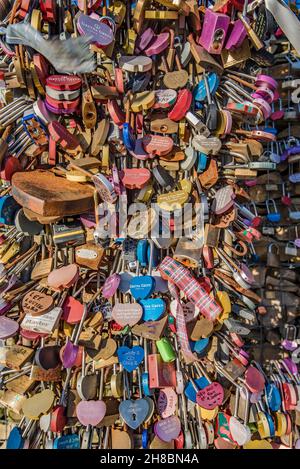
left=135, top=27, right=155, bottom=54
left=76, top=400, right=106, bottom=427
left=120, top=168, right=151, bottom=189
left=154, top=415, right=181, bottom=442
left=245, top=366, right=265, bottom=393
left=144, top=32, right=170, bottom=56
left=102, top=273, right=121, bottom=299
left=196, top=382, right=224, bottom=410
left=47, top=264, right=79, bottom=290
left=0, top=316, right=19, bottom=339
left=112, top=303, right=143, bottom=327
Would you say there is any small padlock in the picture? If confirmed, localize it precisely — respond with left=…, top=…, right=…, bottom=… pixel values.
left=285, top=241, right=298, bottom=257
left=267, top=243, right=280, bottom=268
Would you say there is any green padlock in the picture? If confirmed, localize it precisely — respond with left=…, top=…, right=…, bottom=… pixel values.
left=156, top=337, right=176, bottom=363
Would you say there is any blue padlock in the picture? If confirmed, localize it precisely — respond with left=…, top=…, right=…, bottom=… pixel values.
left=122, top=122, right=136, bottom=152
left=53, top=434, right=81, bottom=449
left=193, top=72, right=219, bottom=102
left=184, top=376, right=209, bottom=403
left=142, top=428, right=149, bottom=448
left=196, top=152, right=208, bottom=172
left=139, top=298, right=166, bottom=321
left=130, top=240, right=156, bottom=300
left=6, top=427, right=24, bottom=449
left=190, top=338, right=210, bottom=357
left=266, top=199, right=281, bottom=223
left=266, top=383, right=281, bottom=411
left=137, top=239, right=149, bottom=267
left=130, top=275, right=155, bottom=300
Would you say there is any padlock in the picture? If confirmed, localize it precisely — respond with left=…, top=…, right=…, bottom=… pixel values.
left=156, top=337, right=176, bottom=363
left=267, top=243, right=280, bottom=268
left=285, top=241, right=298, bottom=257
left=148, top=344, right=176, bottom=389
left=199, top=9, right=230, bottom=54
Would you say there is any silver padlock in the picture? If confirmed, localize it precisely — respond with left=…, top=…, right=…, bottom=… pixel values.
left=285, top=241, right=297, bottom=256
left=185, top=111, right=210, bottom=136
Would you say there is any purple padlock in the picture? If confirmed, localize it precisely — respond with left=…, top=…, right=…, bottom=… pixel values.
left=283, top=357, right=298, bottom=375
left=144, top=32, right=170, bottom=56
left=199, top=9, right=230, bottom=55
left=77, top=14, right=114, bottom=48
left=225, top=19, right=247, bottom=50
left=135, top=27, right=155, bottom=54
left=45, top=101, right=80, bottom=115
left=102, top=273, right=121, bottom=299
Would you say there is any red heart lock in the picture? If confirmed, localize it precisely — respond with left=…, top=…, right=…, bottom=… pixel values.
left=46, top=75, right=82, bottom=92
left=283, top=383, right=297, bottom=410
left=168, top=89, right=192, bottom=122
left=107, top=100, right=126, bottom=126
left=20, top=329, right=49, bottom=341
left=62, top=296, right=85, bottom=325
left=48, top=121, right=81, bottom=151
left=120, top=168, right=151, bottom=189
left=142, top=135, right=173, bottom=157
left=50, top=405, right=67, bottom=433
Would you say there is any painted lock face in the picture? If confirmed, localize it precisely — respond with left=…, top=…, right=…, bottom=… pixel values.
left=77, top=15, right=114, bottom=48
left=53, top=434, right=80, bottom=449
left=117, top=345, right=144, bottom=372
left=139, top=298, right=166, bottom=321
left=130, top=275, right=156, bottom=300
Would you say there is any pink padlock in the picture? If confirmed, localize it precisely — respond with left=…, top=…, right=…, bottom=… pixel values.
left=251, top=87, right=274, bottom=104
left=252, top=98, right=272, bottom=119
left=255, top=75, right=278, bottom=91
left=225, top=19, right=247, bottom=50
left=199, top=9, right=230, bottom=55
